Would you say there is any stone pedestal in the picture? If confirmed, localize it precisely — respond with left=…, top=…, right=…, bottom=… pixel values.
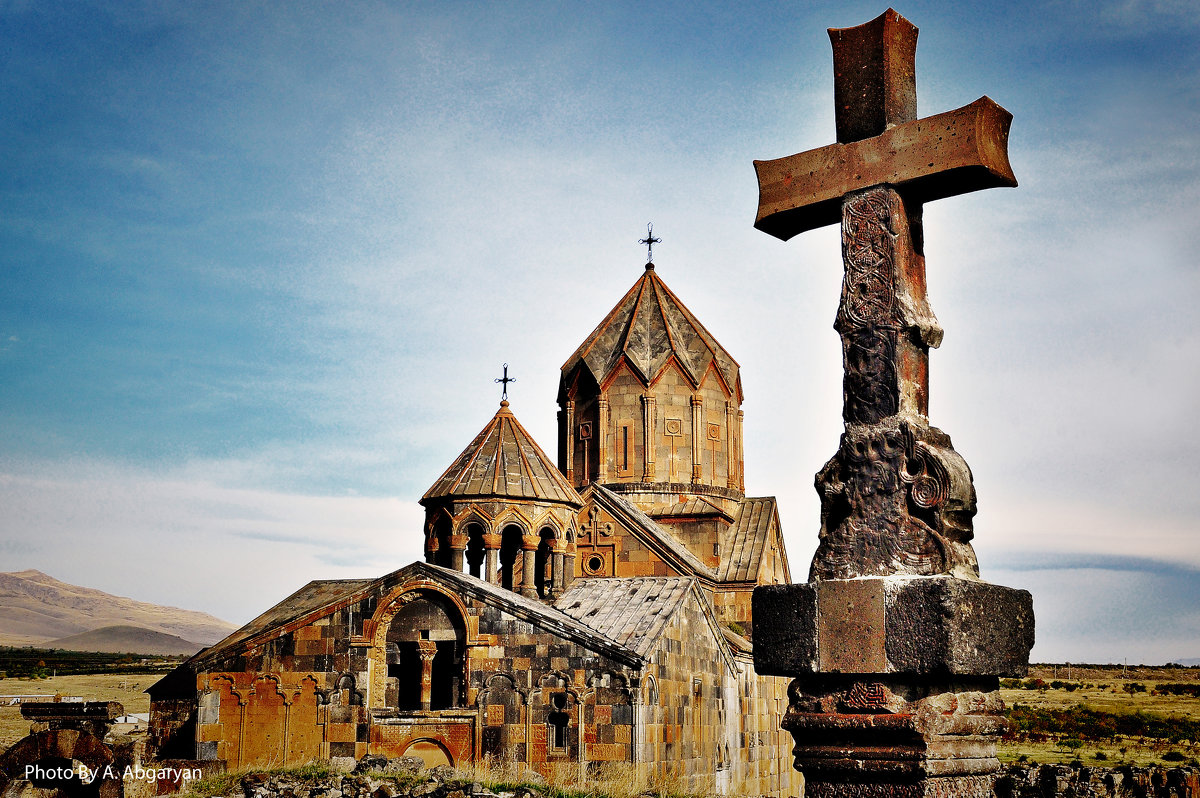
left=754, top=577, right=1033, bottom=798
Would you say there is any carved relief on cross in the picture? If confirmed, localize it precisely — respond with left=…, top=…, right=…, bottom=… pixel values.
left=754, top=8, right=1016, bottom=425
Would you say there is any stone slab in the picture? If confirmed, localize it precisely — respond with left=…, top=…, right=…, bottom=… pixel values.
left=753, top=576, right=1033, bottom=677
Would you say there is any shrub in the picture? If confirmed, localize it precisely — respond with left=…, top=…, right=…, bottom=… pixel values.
left=1058, top=737, right=1085, bottom=753
left=1163, top=751, right=1186, bottom=762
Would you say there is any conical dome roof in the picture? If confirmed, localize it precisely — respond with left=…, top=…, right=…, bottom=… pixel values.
left=560, top=265, right=742, bottom=400
left=421, top=401, right=582, bottom=506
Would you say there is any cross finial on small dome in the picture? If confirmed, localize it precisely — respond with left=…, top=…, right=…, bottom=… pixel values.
left=494, top=363, right=516, bottom=402
left=638, top=222, right=661, bottom=267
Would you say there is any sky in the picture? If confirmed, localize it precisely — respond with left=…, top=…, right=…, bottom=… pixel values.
left=0, top=0, right=1197, bottom=664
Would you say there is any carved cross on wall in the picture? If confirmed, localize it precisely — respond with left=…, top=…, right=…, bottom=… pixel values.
left=754, top=8, right=1015, bottom=425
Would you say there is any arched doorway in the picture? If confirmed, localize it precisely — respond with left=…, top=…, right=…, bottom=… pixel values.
left=385, top=591, right=466, bottom=711
left=401, top=738, right=453, bottom=768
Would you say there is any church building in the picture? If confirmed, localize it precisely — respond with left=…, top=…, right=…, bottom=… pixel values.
left=148, top=254, right=797, bottom=796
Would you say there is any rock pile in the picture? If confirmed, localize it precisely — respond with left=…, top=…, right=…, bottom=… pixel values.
left=229, top=759, right=544, bottom=798
left=996, top=764, right=1200, bottom=797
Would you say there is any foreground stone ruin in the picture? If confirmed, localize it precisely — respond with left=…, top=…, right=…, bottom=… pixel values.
left=752, top=8, right=1035, bottom=798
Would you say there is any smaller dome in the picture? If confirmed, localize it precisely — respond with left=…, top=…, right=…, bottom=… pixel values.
left=422, top=402, right=582, bottom=506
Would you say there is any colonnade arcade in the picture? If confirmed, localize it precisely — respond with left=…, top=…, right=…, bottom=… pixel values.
left=424, top=512, right=578, bottom=601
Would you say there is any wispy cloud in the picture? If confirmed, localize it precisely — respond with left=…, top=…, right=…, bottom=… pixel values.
left=0, top=456, right=425, bottom=624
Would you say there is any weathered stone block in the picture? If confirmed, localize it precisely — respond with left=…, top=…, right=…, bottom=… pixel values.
left=753, top=576, right=1033, bottom=677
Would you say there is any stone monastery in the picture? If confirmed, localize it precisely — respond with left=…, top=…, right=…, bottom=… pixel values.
left=149, top=258, right=797, bottom=796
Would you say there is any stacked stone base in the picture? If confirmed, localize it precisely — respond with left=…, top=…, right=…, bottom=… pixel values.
left=785, top=676, right=1009, bottom=798
left=754, top=576, right=1034, bottom=798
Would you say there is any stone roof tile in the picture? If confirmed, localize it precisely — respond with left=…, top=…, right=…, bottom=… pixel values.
left=555, top=577, right=695, bottom=658
left=561, top=266, right=741, bottom=399
left=422, top=401, right=581, bottom=506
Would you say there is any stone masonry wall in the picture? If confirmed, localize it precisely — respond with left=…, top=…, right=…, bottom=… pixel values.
left=184, top=578, right=641, bottom=778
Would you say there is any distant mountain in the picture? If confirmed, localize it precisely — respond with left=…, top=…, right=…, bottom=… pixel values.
left=0, top=569, right=235, bottom=647
left=46, top=625, right=206, bottom=656
left=1173, top=658, right=1200, bottom=667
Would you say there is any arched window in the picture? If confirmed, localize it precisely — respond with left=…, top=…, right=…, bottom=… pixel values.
left=498, top=524, right=524, bottom=591
left=547, top=692, right=570, bottom=751
left=431, top=514, right=453, bottom=568
left=464, top=522, right=486, bottom=577
left=534, top=526, right=555, bottom=598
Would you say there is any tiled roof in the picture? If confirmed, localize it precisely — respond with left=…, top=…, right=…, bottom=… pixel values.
left=560, top=266, right=741, bottom=398
left=718, top=496, right=779, bottom=582
left=555, top=577, right=695, bottom=658
left=590, top=485, right=717, bottom=580
left=422, top=401, right=581, bottom=506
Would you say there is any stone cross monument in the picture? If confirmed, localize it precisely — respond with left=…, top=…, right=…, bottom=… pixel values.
left=752, top=9, right=1034, bottom=798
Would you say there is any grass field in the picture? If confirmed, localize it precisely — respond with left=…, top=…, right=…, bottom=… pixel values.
left=998, top=665, right=1200, bottom=767
left=0, top=672, right=153, bottom=748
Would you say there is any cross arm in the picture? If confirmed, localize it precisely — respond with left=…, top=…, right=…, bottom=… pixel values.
left=754, top=97, right=1016, bottom=241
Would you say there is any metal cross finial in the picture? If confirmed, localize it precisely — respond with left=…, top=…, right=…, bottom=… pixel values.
left=494, top=363, right=516, bottom=401
left=638, top=222, right=661, bottom=264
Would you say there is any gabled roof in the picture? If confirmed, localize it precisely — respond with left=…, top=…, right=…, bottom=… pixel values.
left=185, top=562, right=644, bottom=671
left=560, top=265, right=741, bottom=400
left=422, top=401, right=581, bottom=506
left=718, top=496, right=790, bottom=583
left=587, top=485, right=717, bottom=580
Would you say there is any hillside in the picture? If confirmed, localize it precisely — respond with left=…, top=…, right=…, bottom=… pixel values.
left=0, top=569, right=235, bottom=647
left=45, top=624, right=206, bottom=655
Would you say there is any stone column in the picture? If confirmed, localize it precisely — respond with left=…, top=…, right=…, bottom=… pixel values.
left=424, top=530, right=439, bottom=565
left=520, top=535, right=539, bottom=598
left=448, top=532, right=467, bottom=572
left=551, top=546, right=566, bottom=599
left=736, top=409, right=745, bottom=491
left=597, top=398, right=610, bottom=483
left=690, top=394, right=703, bottom=483
left=417, top=640, right=437, bottom=711
left=725, top=401, right=738, bottom=490
left=483, top=533, right=501, bottom=585
left=563, top=540, right=576, bottom=591
left=564, top=400, right=575, bottom=484
left=641, top=394, right=657, bottom=481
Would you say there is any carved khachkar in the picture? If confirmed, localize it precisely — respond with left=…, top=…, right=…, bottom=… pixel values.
left=751, top=9, right=1034, bottom=798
